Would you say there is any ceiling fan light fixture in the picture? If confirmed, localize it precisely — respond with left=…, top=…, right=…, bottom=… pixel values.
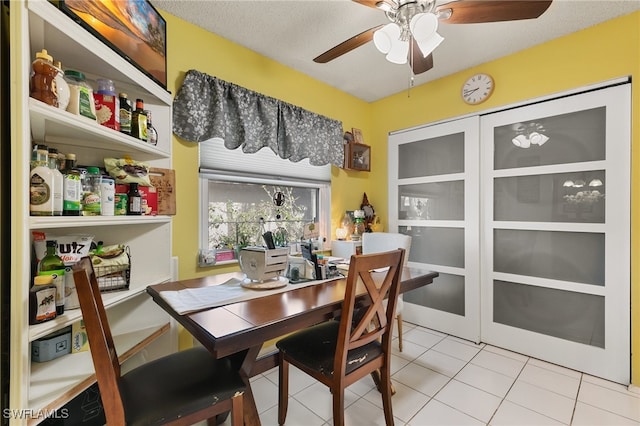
left=386, top=38, right=409, bottom=64
left=512, top=134, right=530, bottom=148
left=410, top=12, right=438, bottom=40
left=373, top=23, right=400, bottom=54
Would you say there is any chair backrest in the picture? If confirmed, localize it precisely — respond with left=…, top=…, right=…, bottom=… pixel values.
left=362, top=232, right=411, bottom=266
left=334, top=249, right=405, bottom=378
left=73, top=257, right=126, bottom=423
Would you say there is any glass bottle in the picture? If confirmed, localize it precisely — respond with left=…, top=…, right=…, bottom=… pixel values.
left=38, top=240, right=65, bottom=315
left=62, top=153, right=82, bottom=216
left=29, top=49, right=58, bottom=107
left=81, top=166, right=102, bottom=216
left=29, top=275, right=57, bottom=324
left=131, top=98, right=148, bottom=141
left=53, top=60, right=70, bottom=110
left=30, top=146, right=54, bottom=216
left=145, top=110, right=158, bottom=145
left=127, top=182, right=143, bottom=215
left=47, top=148, right=63, bottom=216
left=119, top=92, right=132, bottom=135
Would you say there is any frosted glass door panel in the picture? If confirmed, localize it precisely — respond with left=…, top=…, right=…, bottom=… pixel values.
left=494, top=170, right=605, bottom=223
left=494, top=107, right=606, bottom=170
left=494, top=229, right=605, bottom=286
left=398, top=133, right=464, bottom=178
left=405, top=273, right=465, bottom=316
left=398, top=181, right=464, bottom=220
left=400, top=226, right=464, bottom=267
left=481, top=83, right=630, bottom=384
left=494, top=281, right=604, bottom=348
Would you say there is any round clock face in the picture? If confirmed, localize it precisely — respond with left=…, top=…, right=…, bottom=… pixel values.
left=461, top=73, right=494, bottom=105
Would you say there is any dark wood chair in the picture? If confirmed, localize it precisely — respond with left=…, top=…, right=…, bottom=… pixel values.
left=73, top=257, right=245, bottom=425
left=276, top=248, right=406, bottom=426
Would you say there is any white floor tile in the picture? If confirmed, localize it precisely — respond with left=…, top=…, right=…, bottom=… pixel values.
left=455, top=363, right=516, bottom=398
left=293, top=381, right=359, bottom=421
left=251, top=375, right=280, bottom=414
left=392, top=362, right=450, bottom=397
left=415, top=349, right=468, bottom=378
left=409, top=399, right=485, bottom=426
left=506, top=380, right=575, bottom=424
left=518, top=363, right=581, bottom=399
left=490, top=400, right=565, bottom=426
left=343, top=397, right=405, bottom=426
left=434, top=379, right=502, bottom=423
left=259, top=396, right=326, bottom=426
left=577, top=380, right=640, bottom=422
left=265, top=364, right=317, bottom=395
left=390, top=353, right=411, bottom=375
left=403, top=327, right=446, bottom=349
left=528, top=357, right=582, bottom=380
left=482, top=344, right=529, bottom=363
left=572, top=401, right=640, bottom=425
left=471, top=349, right=526, bottom=378
left=431, top=336, right=482, bottom=362
left=362, top=380, right=430, bottom=423
left=391, top=338, right=430, bottom=362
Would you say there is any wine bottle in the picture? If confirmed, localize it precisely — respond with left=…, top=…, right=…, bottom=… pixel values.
left=38, top=240, right=65, bottom=315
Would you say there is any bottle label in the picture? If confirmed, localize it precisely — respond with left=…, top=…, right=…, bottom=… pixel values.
left=63, top=174, right=82, bottom=212
left=33, top=287, right=57, bottom=322
left=120, top=107, right=132, bottom=133
left=77, top=86, right=96, bottom=120
left=82, top=192, right=101, bottom=215
left=129, top=196, right=142, bottom=213
left=30, top=173, right=50, bottom=205
left=39, top=270, right=65, bottom=308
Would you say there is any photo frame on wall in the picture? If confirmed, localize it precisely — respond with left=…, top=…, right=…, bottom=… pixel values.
left=54, top=0, right=167, bottom=89
left=352, top=128, right=364, bottom=144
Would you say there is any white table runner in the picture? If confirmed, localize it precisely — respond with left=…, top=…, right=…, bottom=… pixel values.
left=158, top=276, right=340, bottom=315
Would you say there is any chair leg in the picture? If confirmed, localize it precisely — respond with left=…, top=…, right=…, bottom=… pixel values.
left=397, top=314, right=403, bottom=352
left=380, top=365, right=395, bottom=426
left=278, top=353, right=289, bottom=425
left=230, top=392, right=244, bottom=426
left=331, top=385, right=345, bottom=426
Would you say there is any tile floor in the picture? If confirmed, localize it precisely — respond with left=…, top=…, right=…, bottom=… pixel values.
left=243, top=322, right=640, bottom=426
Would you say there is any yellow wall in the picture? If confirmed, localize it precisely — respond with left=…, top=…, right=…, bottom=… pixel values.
left=163, top=10, right=640, bottom=383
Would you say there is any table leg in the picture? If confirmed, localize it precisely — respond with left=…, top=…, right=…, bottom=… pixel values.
left=230, top=345, right=263, bottom=426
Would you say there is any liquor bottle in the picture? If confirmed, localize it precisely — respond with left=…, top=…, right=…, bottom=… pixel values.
left=131, top=98, right=147, bottom=142
left=47, top=148, right=63, bottom=216
left=30, top=146, right=54, bottom=216
left=62, top=153, right=82, bottom=216
left=38, top=240, right=65, bottom=315
left=29, top=275, right=57, bottom=324
left=127, top=182, right=143, bottom=215
left=145, top=110, right=158, bottom=145
left=118, top=93, right=132, bottom=135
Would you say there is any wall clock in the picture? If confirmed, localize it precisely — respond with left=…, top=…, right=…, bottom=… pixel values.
left=461, top=73, right=494, bottom=105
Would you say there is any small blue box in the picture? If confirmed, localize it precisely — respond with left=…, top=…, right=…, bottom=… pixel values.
left=32, top=326, right=72, bottom=362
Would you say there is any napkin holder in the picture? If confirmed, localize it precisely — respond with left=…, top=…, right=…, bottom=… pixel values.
left=239, top=247, right=289, bottom=282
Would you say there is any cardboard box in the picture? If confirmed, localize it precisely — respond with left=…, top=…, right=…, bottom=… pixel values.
left=32, top=326, right=71, bottom=362
left=93, top=93, right=120, bottom=131
left=115, top=184, right=158, bottom=216
left=72, top=320, right=89, bottom=353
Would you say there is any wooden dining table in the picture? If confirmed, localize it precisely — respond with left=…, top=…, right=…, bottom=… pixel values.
left=147, top=267, right=438, bottom=426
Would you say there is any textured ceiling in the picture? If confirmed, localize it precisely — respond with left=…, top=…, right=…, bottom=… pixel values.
left=153, top=0, right=640, bottom=102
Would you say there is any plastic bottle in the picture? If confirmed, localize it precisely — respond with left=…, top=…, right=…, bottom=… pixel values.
left=47, top=148, right=63, bottom=216
left=38, top=240, right=65, bottom=315
left=29, top=49, right=58, bottom=107
left=29, top=275, right=57, bottom=324
left=96, top=78, right=116, bottom=95
left=62, top=153, right=82, bottom=216
left=30, top=146, right=54, bottom=216
left=64, top=69, right=96, bottom=120
left=81, top=166, right=101, bottom=216
left=131, top=98, right=147, bottom=141
left=118, top=93, right=132, bottom=135
left=53, top=60, right=70, bottom=110
left=127, top=182, right=143, bottom=215
left=145, top=110, right=158, bottom=145
left=100, top=175, right=115, bottom=216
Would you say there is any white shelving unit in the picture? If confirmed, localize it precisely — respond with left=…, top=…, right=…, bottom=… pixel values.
left=10, top=1, right=176, bottom=423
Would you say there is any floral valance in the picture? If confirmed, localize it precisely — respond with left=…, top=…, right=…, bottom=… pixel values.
left=172, top=69, right=344, bottom=167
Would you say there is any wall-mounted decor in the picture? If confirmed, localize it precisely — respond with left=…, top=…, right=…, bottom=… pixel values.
left=345, top=142, right=370, bottom=171
left=54, top=0, right=167, bottom=89
left=352, top=128, right=364, bottom=144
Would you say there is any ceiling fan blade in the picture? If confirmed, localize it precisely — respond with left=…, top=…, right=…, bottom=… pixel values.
left=409, top=38, right=434, bottom=75
left=351, top=0, right=395, bottom=9
left=437, top=0, right=552, bottom=24
left=314, top=25, right=384, bottom=63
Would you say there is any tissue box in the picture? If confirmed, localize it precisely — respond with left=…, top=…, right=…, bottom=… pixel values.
left=72, top=320, right=89, bottom=353
left=32, top=326, right=71, bottom=362
left=115, top=184, right=158, bottom=215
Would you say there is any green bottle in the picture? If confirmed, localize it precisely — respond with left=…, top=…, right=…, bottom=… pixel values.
left=38, top=240, right=65, bottom=315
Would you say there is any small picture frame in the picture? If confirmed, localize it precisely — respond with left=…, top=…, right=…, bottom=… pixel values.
left=345, top=142, right=371, bottom=171
left=352, top=128, right=364, bottom=144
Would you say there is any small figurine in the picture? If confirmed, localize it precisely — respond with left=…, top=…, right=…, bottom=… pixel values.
left=361, top=193, right=376, bottom=233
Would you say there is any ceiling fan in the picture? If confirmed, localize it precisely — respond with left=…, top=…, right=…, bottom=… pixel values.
left=314, top=0, right=553, bottom=75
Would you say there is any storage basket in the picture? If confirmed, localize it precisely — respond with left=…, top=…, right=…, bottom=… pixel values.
left=93, top=246, right=131, bottom=292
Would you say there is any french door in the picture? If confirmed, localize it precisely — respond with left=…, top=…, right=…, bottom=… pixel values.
left=388, top=116, right=481, bottom=342
left=390, top=83, right=630, bottom=383
left=481, top=84, right=630, bottom=384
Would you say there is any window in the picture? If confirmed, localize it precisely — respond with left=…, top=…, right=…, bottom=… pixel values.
left=199, top=172, right=330, bottom=256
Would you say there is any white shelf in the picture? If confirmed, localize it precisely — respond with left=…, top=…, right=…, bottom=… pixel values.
left=29, top=323, right=170, bottom=413
left=29, top=214, right=172, bottom=230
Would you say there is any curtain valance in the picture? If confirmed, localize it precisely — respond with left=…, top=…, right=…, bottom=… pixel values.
left=172, top=69, right=344, bottom=167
